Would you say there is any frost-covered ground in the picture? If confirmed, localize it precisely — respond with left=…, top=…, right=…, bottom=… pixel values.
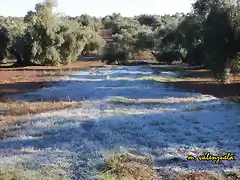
left=0, top=66, right=239, bottom=179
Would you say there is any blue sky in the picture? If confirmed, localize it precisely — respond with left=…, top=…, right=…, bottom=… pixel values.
left=0, top=0, right=194, bottom=17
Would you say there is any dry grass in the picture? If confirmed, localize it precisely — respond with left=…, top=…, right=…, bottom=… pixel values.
left=181, top=172, right=240, bottom=180
left=98, top=153, right=239, bottom=180
left=98, top=153, right=157, bottom=180
left=157, top=171, right=240, bottom=180
left=0, top=100, right=81, bottom=122
left=0, top=165, right=70, bottom=180
left=98, top=152, right=240, bottom=180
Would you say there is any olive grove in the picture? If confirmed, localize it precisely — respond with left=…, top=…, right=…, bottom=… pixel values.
left=0, top=0, right=240, bottom=82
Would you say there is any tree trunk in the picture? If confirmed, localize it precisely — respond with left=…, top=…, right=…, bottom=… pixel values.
left=180, top=53, right=186, bottom=63
left=117, top=59, right=121, bottom=65
left=224, top=68, right=231, bottom=84
left=7, top=48, right=24, bottom=67
left=0, top=54, right=4, bottom=64
left=22, top=46, right=40, bottom=66
left=22, top=46, right=32, bottom=66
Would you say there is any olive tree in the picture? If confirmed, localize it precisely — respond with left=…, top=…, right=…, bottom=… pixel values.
left=82, top=28, right=106, bottom=56
left=196, top=0, right=240, bottom=82
left=0, top=0, right=89, bottom=66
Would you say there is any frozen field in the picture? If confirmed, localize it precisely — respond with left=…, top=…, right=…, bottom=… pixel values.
left=0, top=66, right=239, bottom=179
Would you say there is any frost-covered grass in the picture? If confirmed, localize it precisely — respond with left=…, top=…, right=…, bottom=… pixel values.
left=0, top=66, right=239, bottom=179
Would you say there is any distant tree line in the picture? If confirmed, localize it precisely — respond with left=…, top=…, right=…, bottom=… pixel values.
left=0, top=0, right=239, bottom=82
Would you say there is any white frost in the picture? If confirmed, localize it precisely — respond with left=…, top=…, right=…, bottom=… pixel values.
left=1, top=66, right=239, bottom=179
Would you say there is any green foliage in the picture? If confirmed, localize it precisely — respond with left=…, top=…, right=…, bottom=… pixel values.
left=200, top=0, right=240, bottom=82
left=82, top=28, right=106, bottom=56
left=153, top=50, right=183, bottom=65
left=0, top=28, right=9, bottom=61
left=22, top=0, right=62, bottom=65
left=0, top=0, right=107, bottom=66
left=0, top=1, right=185, bottom=66
left=102, top=45, right=128, bottom=65
left=57, top=21, right=86, bottom=65
left=161, top=0, right=240, bottom=82
left=230, top=57, right=240, bottom=75
left=137, top=14, right=159, bottom=27
left=101, top=47, right=116, bottom=64
left=135, top=32, right=154, bottom=51
left=2, top=0, right=239, bottom=80
left=185, top=43, right=204, bottom=66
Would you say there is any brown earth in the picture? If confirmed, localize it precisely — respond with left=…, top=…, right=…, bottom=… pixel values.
left=0, top=61, right=105, bottom=99
left=166, top=81, right=240, bottom=102
left=160, top=66, right=240, bottom=103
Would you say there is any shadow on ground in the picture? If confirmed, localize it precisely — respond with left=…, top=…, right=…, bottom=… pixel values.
left=11, top=79, right=204, bottom=102
left=0, top=65, right=239, bottom=180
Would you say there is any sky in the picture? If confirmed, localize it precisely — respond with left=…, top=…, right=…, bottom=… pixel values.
left=0, top=0, right=194, bottom=17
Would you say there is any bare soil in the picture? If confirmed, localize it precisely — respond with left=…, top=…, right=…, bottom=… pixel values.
left=0, top=61, right=105, bottom=98
left=166, top=81, right=240, bottom=102
left=153, top=65, right=240, bottom=103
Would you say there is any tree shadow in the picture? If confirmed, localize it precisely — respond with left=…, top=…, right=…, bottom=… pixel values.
left=0, top=65, right=193, bottom=102
left=11, top=78, right=205, bottom=102
left=165, top=81, right=240, bottom=98
left=77, top=56, right=101, bottom=62
left=0, top=81, right=54, bottom=98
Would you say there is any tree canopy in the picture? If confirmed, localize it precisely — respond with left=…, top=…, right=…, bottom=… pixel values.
left=0, top=0, right=239, bottom=82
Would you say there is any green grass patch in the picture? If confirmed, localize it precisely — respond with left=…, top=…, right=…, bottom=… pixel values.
left=136, top=76, right=176, bottom=82
left=108, top=97, right=130, bottom=104
left=153, top=76, right=176, bottom=82
left=101, top=76, right=176, bottom=82
left=104, top=109, right=128, bottom=115
left=108, top=97, right=205, bottom=105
